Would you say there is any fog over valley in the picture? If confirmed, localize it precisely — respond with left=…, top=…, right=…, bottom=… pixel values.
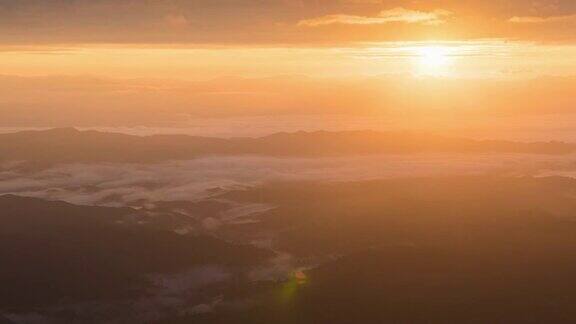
left=4, top=1, right=576, bottom=322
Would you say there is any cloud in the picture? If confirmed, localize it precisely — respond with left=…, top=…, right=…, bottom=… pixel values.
left=298, top=7, right=453, bottom=27
left=150, top=266, right=231, bottom=295
left=1, top=0, right=576, bottom=44
left=0, top=153, right=570, bottom=207
left=509, top=14, right=576, bottom=23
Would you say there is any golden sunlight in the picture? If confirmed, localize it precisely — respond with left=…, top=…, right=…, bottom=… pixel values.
left=415, top=46, right=452, bottom=75
left=6, top=1, right=576, bottom=322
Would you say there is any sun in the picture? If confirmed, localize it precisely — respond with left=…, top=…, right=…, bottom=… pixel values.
left=415, top=46, right=452, bottom=75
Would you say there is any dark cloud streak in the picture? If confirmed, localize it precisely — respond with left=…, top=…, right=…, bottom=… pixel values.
left=1, top=0, right=576, bottom=45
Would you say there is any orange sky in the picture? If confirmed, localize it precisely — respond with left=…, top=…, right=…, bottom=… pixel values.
left=1, top=1, right=576, bottom=130
left=2, top=1, right=576, bottom=45
left=2, top=41, right=576, bottom=80
left=2, top=1, right=576, bottom=80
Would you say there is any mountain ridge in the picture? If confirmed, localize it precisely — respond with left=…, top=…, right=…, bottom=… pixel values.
left=0, top=127, right=573, bottom=163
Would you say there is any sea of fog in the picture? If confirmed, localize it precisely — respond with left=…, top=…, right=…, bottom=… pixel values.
left=1, top=153, right=575, bottom=206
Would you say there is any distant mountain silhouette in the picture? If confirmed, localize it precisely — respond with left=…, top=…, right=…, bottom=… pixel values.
left=0, top=128, right=573, bottom=163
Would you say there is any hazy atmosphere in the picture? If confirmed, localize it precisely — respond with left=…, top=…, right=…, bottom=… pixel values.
left=2, top=1, right=576, bottom=323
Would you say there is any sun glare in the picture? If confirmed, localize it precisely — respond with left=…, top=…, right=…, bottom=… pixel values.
left=416, top=46, right=452, bottom=75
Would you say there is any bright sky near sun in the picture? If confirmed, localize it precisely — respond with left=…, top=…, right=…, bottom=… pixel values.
left=2, top=0, right=576, bottom=129
left=1, top=1, right=576, bottom=80
left=0, top=0, right=576, bottom=79
left=2, top=41, right=576, bottom=80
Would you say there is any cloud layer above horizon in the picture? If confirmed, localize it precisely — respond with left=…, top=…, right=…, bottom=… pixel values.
left=1, top=0, right=576, bottom=46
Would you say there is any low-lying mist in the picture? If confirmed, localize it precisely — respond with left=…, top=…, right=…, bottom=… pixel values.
left=1, top=153, right=574, bottom=207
